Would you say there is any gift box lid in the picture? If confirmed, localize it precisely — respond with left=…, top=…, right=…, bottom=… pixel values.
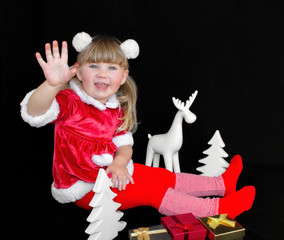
left=129, top=224, right=171, bottom=240
left=198, top=214, right=245, bottom=240
left=161, top=213, right=207, bottom=240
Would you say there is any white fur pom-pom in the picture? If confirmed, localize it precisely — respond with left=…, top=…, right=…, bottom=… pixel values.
left=120, top=39, right=139, bottom=59
left=72, top=32, right=92, bottom=52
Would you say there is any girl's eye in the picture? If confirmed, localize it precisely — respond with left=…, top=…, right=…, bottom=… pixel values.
left=89, top=64, right=98, bottom=69
left=109, top=66, right=117, bottom=70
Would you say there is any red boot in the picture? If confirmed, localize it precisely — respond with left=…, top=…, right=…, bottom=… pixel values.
left=219, top=186, right=256, bottom=219
left=222, top=155, right=243, bottom=196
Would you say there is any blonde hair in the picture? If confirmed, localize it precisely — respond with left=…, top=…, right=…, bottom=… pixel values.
left=74, top=35, right=138, bottom=133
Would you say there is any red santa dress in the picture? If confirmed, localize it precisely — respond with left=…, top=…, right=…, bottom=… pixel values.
left=20, top=80, right=134, bottom=203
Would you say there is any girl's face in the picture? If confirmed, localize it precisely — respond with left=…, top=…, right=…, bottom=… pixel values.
left=77, top=62, right=128, bottom=104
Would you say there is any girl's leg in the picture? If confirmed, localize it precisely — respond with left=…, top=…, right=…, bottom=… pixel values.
left=74, top=163, right=176, bottom=210
left=75, top=157, right=254, bottom=219
left=113, top=163, right=176, bottom=210
left=175, top=155, right=243, bottom=197
left=159, top=188, right=219, bottom=217
left=159, top=186, right=255, bottom=218
left=175, top=173, right=225, bottom=197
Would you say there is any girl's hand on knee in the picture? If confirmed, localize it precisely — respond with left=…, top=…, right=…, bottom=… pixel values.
left=35, top=41, right=77, bottom=87
left=106, top=161, right=134, bottom=191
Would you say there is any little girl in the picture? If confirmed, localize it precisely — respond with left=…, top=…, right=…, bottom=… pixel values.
left=21, top=32, right=255, bottom=218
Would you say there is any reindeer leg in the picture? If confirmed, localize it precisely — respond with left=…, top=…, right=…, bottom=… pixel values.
left=145, top=145, right=154, bottom=167
left=173, top=151, right=181, bottom=173
left=163, top=153, right=173, bottom=172
left=153, top=154, right=160, bottom=167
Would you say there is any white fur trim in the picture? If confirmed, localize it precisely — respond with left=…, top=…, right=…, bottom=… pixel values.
left=69, top=80, right=119, bottom=110
left=92, top=154, right=113, bottom=167
left=51, top=181, right=94, bottom=203
left=20, top=90, right=60, bottom=127
left=112, top=132, right=134, bottom=148
left=51, top=159, right=134, bottom=202
left=72, top=32, right=92, bottom=52
left=126, top=159, right=134, bottom=176
left=106, top=94, right=120, bottom=109
left=120, top=39, right=139, bottom=59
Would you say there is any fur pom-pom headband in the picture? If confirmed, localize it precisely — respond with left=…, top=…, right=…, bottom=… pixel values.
left=72, top=32, right=139, bottom=59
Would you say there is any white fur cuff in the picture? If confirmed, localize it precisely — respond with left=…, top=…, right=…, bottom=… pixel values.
left=20, top=90, right=60, bottom=127
left=51, top=181, right=94, bottom=203
left=112, top=132, right=134, bottom=148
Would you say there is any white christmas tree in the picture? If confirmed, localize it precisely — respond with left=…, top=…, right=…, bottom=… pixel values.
left=196, top=130, right=229, bottom=177
left=85, top=169, right=126, bottom=240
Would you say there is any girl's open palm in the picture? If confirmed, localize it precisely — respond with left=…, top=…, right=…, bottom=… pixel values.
left=35, top=41, right=77, bottom=87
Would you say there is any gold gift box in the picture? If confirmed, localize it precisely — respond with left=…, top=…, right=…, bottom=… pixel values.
left=198, top=214, right=245, bottom=240
left=129, top=224, right=171, bottom=240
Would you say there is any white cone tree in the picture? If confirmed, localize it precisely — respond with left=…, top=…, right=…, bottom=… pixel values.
left=196, top=130, right=229, bottom=177
left=85, top=169, right=126, bottom=240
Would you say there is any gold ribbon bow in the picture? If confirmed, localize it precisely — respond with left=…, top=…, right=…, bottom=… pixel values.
left=133, top=228, right=150, bottom=240
left=207, top=214, right=236, bottom=229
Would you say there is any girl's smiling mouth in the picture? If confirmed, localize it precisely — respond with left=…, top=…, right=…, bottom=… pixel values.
left=95, top=82, right=109, bottom=90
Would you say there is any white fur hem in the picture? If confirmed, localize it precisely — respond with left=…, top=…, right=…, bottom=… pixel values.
left=112, top=132, right=134, bottom=148
left=51, top=159, right=134, bottom=203
left=20, top=90, right=60, bottom=127
left=51, top=181, right=94, bottom=203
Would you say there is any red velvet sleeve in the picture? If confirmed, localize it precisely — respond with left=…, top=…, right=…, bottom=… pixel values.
left=53, top=89, right=78, bottom=123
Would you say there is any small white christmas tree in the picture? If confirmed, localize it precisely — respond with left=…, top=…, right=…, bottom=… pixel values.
left=85, top=169, right=126, bottom=240
left=196, top=130, right=229, bottom=177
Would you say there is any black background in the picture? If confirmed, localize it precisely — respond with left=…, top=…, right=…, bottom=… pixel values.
left=2, top=0, right=284, bottom=239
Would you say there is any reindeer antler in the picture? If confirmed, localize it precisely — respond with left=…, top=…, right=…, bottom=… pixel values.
left=185, top=90, right=198, bottom=108
left=172, top=90, right=198, bottom=110
left=172, top=97, right=185, bottom=110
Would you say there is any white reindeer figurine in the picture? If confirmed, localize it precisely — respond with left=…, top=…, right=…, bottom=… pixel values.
left=145, top=91, right=198, bottom=173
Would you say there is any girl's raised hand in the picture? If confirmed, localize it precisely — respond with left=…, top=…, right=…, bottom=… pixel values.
left=35, top=41, right=77, bottom=87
